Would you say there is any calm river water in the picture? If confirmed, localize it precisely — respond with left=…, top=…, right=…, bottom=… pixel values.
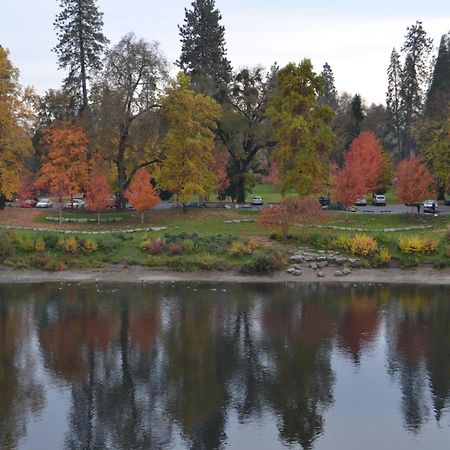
left=0, top=282, right=449, bottom=450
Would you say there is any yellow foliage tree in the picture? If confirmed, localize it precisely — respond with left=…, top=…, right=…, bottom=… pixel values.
left=158, top=74, right=221, bottom=207
left=0, top=47, right=32, bottom=207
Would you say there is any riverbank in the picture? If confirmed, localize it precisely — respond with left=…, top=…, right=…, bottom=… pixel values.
left=1, top=265, right=449, bottom=285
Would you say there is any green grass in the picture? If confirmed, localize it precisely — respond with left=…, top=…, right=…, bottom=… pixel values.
left=248, top=184, right=297, bottom=203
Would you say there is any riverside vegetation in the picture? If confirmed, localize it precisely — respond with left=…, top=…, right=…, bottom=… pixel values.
left=0, top=208, right=449, bottom=273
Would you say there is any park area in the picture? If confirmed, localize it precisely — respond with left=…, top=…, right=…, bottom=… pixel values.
left=1, top=198, right=449, bottom=273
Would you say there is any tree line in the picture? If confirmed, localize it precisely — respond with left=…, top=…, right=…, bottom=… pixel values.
left=0, top=0, right=449, bottom=210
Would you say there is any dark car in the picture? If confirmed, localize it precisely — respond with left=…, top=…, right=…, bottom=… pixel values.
left=319, top=195, right=330, bottom=207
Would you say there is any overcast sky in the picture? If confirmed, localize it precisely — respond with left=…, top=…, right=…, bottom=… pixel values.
left=2, top=0, right=449, bottom=105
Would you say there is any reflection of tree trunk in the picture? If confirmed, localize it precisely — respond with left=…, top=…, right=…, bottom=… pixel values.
left=86, top=347, right=95, bottom=449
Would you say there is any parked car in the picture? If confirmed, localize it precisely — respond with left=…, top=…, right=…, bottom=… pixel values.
left=252, top=196, right=263, bottom=206
left=64, top=199, right=85, bottom=209
left=36, top=198, right=53, bottom=208
left=445, top=199, right=450, bottom=206
left=372, top=194, right=386, bottom=206
left=355, top=196, right=367, bottom=206
left=19, top=198, right=37, bottom=208
left=319, top=195, right=330, bottom=207
left=423, top=199, right=438, bottom=214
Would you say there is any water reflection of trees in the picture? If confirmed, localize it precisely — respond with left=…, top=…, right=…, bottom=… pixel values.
left=0, top=287, right=45, bottom=450
left=1, top=284, right=450, bottom=449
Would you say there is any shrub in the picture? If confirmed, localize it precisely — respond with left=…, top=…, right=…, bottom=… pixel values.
left=0, top=235, right=15, bottom=257
left=83, top=239, right=98, bottom=253
left=240, top=247, right=288, bottom=274
left=29, top=253, right=52, bottom=270
left=181, top=239, right=195, bottom=253
left=97, top=237, right=120, bottom=252
left=378, top=248, right=392, bottom=266
left=334, top=235, right=352, bottom=251
left=43, top=234, right=59, bottom=249
left=35, top=239, right=46, bottom=252
left=54, top=260, right=67, bottom=271
left=59, top=236, right=78, bottom=254
left=350, top=234, right=378, bottom=256
left=168, top=242, right=183, bottom=255
left=399, top=236, right=439, bottom=254
left=15, top=234, right=35, bottom=252
left=140, top=237, right=165, bottom=256
left=229, top=239, right=260, bottom=256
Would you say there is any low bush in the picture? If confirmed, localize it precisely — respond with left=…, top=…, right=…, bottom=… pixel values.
left=229, top=239, right=259, bottom=256
left=168, top=242, right=183, bottom=255
left=15, top=234, right=35, bottom=252
left=350, top=234, right=378, bottom=256
left=334, top=235, right=352, bottom=251
left=43, top=234, right=59, bottom=249
left=97, top=237, right=120, bottom=252
left=0, top=235, right=15, bottom=257
left=240, top=246, right=288, bottom=274
left=142, top=237, right=165, bottom=255
left=378, top=248, right=392, bottom=266
left=29, top=253, right=52, bottom=270
left=83, top=239, right=98, bottom=253
left=181, top=239, right=195, bottom=253
left=35, top=239, right=46, bottom=252
left=59, top=236, right=78, bottom=254
left=398, top=236, right=439, bottom=254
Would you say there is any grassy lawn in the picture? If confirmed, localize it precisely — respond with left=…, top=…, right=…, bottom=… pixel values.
left=249, top=184, right=297, bottom=203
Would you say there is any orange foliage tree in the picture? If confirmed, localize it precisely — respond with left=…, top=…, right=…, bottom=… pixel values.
left=333, top=131, right=385, bottom=207
left=394, top=156, right=434, bottom=209
left=124, top=169, right=160, bottom=223
left=85, top=172, right=112, bottom=224
left=213, top=147, right=230, bottom=200
left=257, top=196, right=328, bottom=238
left=39, top=121, right=89, bottom=204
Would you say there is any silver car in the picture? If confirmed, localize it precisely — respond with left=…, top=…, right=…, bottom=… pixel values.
left=36, top=198, right=53, bottom=208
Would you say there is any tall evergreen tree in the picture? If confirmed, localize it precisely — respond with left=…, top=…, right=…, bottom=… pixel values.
left=386, top=48, right=403, bottom=159
left=318, top=62, right=338, bottom=109
left=53, top=0, right=109, bottom=113
left=177, top=0, right=232, bottom=99
left=399, top=21, right=433, bottom=157
left=425, top=33, right=450, bottom=120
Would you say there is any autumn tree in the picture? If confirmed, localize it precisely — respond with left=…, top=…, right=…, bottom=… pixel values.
left=53, top=0, right=109, bottom=112
left=213, top=147, right=230, bottom=200
left=124, top=169, right=160, bottom=223
left=216, top=66, right=277, bottom=203
left=415, top=118, right=450, bottom=200
left=158, top=74, right=221, bottom=208
left=257, top=197, right=328, bottom=238
left=93, top=33, right=168, bottom=209
left=394, top=156, right=434, bottom=209
left=0, top=47, right=32, bottom=208
left=39, top=121, right=89, bottom=204
left=85, top=172, right=111, bottom=224
left=332, top=131, right=386, bottom=207
left=177, top=0, right=232, bottom=99
left=267, top=60, right=336, bottom=197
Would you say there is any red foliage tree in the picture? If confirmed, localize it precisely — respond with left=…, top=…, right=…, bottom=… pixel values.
left=39, top=121, right=89, bottom=204
left=262, top=162, right=280, bottom=187
left=124, top=169, right=160, bottom=223
left=332, top=131, right=385, bottom=207
left=257, top=196, right=328, bottom=238
left=85, top=172, right=112, bottom=224
left=394, top=156, right=434, bottom=209
left=213, top=147, right=230, bottom=199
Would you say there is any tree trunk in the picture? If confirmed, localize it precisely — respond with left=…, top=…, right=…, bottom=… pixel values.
left=141, top=212, right=144, bottom=224
left=0, top=195, right=5, bottom=210
left=437, top=184, right=445, bottom=201
left=236, top=173, right=246, bottom=203
left=97, top=210, right=100, bottom=225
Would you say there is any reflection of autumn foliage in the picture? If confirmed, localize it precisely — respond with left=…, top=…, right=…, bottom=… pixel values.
left=337, top=297, right=380, bottom=364
left=129, top=309, right=160, bottom=353
left=39, top=310, right=117, bottom=382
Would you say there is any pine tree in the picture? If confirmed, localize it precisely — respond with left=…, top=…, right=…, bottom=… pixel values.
left=177, top=0, right=232, bottom=99
left=400, top=21, right=433, bottom=157
left=425, top=33, right=450, bottom=120
left=386, top=48, right=403, bottom=159
left=54, top=0, right=109, bottom=112
left=318, top=63, right=338, bottom=109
